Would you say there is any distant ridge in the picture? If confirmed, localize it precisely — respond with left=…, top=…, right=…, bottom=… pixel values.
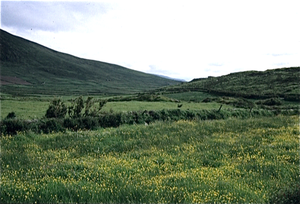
left=155, top=74, right=186, bottom=82
left=0, top=29, right=180, bottom=96
left=160, top=67, right=300, bottom=101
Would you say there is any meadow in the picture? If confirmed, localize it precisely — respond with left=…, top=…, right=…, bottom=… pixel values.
left=1, top=115, right=299, bottom=203
left=0, top=96, right=232, bottom=120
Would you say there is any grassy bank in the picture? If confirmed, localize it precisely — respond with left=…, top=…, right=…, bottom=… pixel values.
left=1, top=115, right=299, bottom=203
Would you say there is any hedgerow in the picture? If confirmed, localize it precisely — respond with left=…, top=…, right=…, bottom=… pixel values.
left=2, top=108, right=294, bottom=135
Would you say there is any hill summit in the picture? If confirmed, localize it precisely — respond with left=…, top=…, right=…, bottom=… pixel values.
left=0, top=29, right=179, bottom=96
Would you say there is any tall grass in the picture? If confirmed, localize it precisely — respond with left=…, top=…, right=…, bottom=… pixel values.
left=1, top=116, right=299, bottom=203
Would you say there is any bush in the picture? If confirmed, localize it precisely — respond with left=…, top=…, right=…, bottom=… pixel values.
left=202, top=97, right=213, bottom=102
left=68, top=97, right=107, bottom=118
left=0, top=107, right=288, bottom=135
left=284, top=94, right=300, bottom=102
left=99, top=113, right=123, bottom=128
left=45, top=98, right=67, bottom=118
left=256, top=98, right=282, bottom=106
left=81, top=117, right=99, bottom=130
left=234, top=98, right=255, bottom=109
left=1, top=119, right=27, bottom=135
left=6, top=112, right=16, bottom=119
left=63, top=117, right=99, bottom=131
left=39, top=119, right=65, bottom=134
left=141, top=110, right=159, bottom=124
left=68, top=96, right=84, bottom=118
left=64, top=118, right=80, bottom=131
left=84, top=97, right=107, bottom=117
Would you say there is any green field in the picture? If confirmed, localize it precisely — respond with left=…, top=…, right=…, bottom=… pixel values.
left=1, top=115, right=299, bottom=203
left=1, top=99, right=49, bottom=119
left=1, top=96, right=233, bottom=120
left=103, top=101, right=231, bottom=112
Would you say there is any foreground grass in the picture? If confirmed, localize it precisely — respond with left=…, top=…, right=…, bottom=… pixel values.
left=1, top=116, right=299, bottom=203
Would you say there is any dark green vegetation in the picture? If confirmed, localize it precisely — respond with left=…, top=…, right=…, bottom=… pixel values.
left=2, top=94, right=298, bottom=135
left=2, top=100, right=285, bottom=135
left=0, top=29, right=179, bottom=96
left=159, top=67, right=300, bottom=101
left=1, top=116, right=299, bottom=203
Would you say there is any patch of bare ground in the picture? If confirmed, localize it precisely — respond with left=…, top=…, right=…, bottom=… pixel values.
left=0, top=76, right=31, bottom=85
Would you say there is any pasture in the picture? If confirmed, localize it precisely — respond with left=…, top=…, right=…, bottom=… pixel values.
left=1, top=115, right=299, bottom=203
left=0, top=96, right=233, bottom=120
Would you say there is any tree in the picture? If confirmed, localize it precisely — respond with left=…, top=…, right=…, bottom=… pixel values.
left=68, top=96, right=84, bottom=118
left=83, top=97, right=107, bottom=117
left=45, top=98, right=67, bottom=118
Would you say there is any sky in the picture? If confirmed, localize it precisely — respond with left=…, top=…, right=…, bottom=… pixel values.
left=1, top=0, right=300, bottom=81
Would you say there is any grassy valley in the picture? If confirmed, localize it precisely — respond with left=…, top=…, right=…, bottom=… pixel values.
left=1, top=29, right=299, bottom=203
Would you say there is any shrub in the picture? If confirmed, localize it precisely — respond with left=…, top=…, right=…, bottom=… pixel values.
left=68, top=97, right=107, bottom=118
left=284, top=94, right=300, bottom=102
left=68, top=96, right=84, bottom=118
left=6, top=112, right=16, bottom=119
left=202, top=97, right=213, bottom=102
left=99, top=113, right=123, bottom=128
left=141, top=110, right=159, bottom=124
left=0, top=106, right=290, bottom=135
left=1, top=119, right=27, bottom=135
left=63, top=117, right=99, bottom=131
left=39, top=119, right=65, bottom=134
left=84, top=97, right=107, bottom=117
left=160, top=109, right=171, bottom=121
left=45, top=98, right=67, bottom=118
left=26, top=120, right=40, bottom=133
left=63, top=118, right=80, bottom=131
left=256, top=98, right=282, bottom=106
left=232, top=98, right=255, bottom=109
left=81, top=117, right=99, bottom=130
left=148, top=110, right=160, bottom=120
left=185, top=110, right=196, bottom=119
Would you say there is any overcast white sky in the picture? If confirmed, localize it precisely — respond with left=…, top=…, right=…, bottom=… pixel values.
left=1, top=0, right=300, bottom=81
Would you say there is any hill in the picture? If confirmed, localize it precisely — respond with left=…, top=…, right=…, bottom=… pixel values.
left=159, top=67, right=300, bottom=101
left=0, top=29, right=179, bottom=96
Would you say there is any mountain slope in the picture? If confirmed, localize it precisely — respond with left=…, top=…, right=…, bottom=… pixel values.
left=0, top=29, right=179, bottom=96
left=160, top=67, right=300, bottom=101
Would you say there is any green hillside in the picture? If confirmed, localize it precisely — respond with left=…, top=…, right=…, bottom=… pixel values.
left=160, top=67, right=300, bottom=101
left=0, top=29, right=179, bottom=96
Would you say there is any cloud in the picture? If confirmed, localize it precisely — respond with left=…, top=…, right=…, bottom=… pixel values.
left=147, top=64, right=181, bottom=77
left=1, top=1, right=109, bottom=32
left=269, top=53, right=291, bottom=57
left=209, top=63, right=223, bottom=67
